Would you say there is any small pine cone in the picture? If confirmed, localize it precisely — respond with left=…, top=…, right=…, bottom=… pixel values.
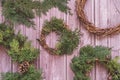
left=18, top=61, right=30, bottom=73
left=86, top=61, right=90, bottom=64
left=85, top=72, right=89, bottom=77
left=95, top=58, right=99, bottom=62
left=108, top=75, right=112, bottom=80
left=106, top=55, right=111, bottom=60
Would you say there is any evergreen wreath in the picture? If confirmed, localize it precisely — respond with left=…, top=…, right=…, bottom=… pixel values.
left=2, top=0, right=71, bottom=28
left=38, top=17, right=80, bottom=55
left=76, top=0, right=120, bottom=37
left=0, top=23, right=42, bottom=80
left=71, top=45, right=120, bottom=80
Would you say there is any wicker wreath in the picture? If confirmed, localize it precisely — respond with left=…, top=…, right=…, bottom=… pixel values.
left=76, top=0, right=120, bottom=37
left=38, top=17, right=80, bottom=55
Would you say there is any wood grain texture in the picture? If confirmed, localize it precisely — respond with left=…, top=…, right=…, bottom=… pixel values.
left=95, top=0, right=108, bottom=80
left=84, top=0, right=96, bottom=80
left=1, top=0, right=120, bottom=80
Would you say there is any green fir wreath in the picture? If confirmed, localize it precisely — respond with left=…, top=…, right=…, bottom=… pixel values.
left=38, top=17, right=80, bottom=55
left=1, top=0, right=71, bottom=28
left=71, top=45, right=120, bottom=80
left=0, top=23, right=42, bottom=80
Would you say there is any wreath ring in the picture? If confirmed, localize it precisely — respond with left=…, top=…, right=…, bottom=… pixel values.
left=76, top=0, right=120, bottom=37
left=71, top=45, right=120, bottom=80
left=38, top=17, right=80, bottom=55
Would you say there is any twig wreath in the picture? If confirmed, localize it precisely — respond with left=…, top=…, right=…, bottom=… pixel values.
left=76, top=0, right=120, bottom=37
left=38, top=17, right=80, bottom=55
left=71, top=45, right=120, bottom=80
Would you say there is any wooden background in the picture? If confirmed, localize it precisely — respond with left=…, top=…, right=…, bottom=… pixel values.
left=1, top=0, right=120, bottom=80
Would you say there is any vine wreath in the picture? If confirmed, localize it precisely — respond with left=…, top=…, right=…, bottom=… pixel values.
left=38, top=17, right=80, bottom=55
left=76, top=0, right=120, bottom=37
left=71, top=45, right=120, bottom=80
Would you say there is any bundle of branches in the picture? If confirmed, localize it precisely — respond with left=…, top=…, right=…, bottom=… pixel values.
left=0, top=23, right=41, bottom=79
left=0, top=23, right=39, bottom=63
left=2, top=0, right=70, bottom=28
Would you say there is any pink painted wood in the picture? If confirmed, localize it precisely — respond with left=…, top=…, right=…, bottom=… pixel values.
left=1, top=0, right=120, bottom=80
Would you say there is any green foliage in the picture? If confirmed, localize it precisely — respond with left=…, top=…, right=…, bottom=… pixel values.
left=8, top=40, right=39, bottom=63
left=0, top=23, right=39, bottom=63
left=2, top=0, right=35, bottom=27
left=2, top=0, right=70, bottom=27
left=71, top=45, right=120, bottom=80
left=0, top=23, right=41, bottom=79
left=0, top=23, right=15, bottom=48
left=2, top=72, right=20, bottom=80
left=35, top=0, right=71, bottom=16
left=41, top=17, right=80, bottom=55
left=9, top=39, right=19, bottom=53
left=20, top=65, right=42, bottom=80
left=2, top=66, right=42, bottom=80
left=42, top=17, right=66, bottom=34
left=106, top=57, right=120, bottom=80
left=0, top=23, right=42, bottom=80
left=0, top=31, right=3, bottom=42
left=56, top=30, right=79, bottom=55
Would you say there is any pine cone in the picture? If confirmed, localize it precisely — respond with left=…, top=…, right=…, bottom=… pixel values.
left=95, top=58, right=99, bottom=62
left=86, top=60, right=91, bottom=64
left=18, top=61, right=30, bottom=73
left=106, top=55, right=111, bottom=60
left=108, top=75, right=112, bottom=80
left=85, top=72, right=90, bottom=77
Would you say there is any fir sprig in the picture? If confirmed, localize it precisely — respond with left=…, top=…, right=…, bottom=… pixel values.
left=56, top=29, right=79, bottom=54
left=0, top=23, right=41, bottom=79
left=2, top=0, right=35, bottom=27
left=2, top=0, right=71, bottom=27
left=2, top=66, right=42, bottom=80
left=8, top=40, right=39, bottom=63
left=0, top=23, right=39, bottom=63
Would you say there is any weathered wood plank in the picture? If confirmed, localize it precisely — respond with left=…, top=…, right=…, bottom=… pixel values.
left=50, top=9, right=67, bottom=80
left=66, top=0, right=79, bottom=79
left=39, top=7, right=67, bottom=80
left=84, top=0, right=96, bottom=80
left=0, top=47, right=12, bottom=73
left=109, top=0, right=120, bottom=58
left=95, top=0, right=108, bottom=80
left=0, top=3, right=12, bottom=74
left=39, top=10, right=52, bottom=80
